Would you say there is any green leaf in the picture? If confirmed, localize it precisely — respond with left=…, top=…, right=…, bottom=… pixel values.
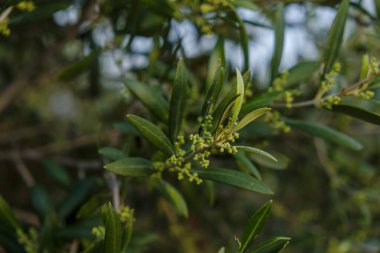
left=157, top=180, right=188, bottom=218
left=322, top=0, right=350, bottom=74
left=270, top=3, right=285, bottom=82
left=124, top=78, right=169, bottom=122
left=212, top=93, right=240, bottom=133
left=207, top=36, right=225, bottom=89
left=236, top=146, right=278, bottom=162
left=250, top=237, right=290, bottom=253
left=58, top=52, right=98, bottom=81
left=31, top=185, right=53, bottom=218
left=228, top=6, right=249, bottom=70
left=192, top=168, right=273, bottom=195
left=233, top=108, right=271, bottom=132
left=360, top=54, right=370, bottom=80
left=42, top=159, right=71, bottom=187
left=127, top=115, right=175, bottom=156
left=234, top=152, right=262, bottom=180
left=10, top=2, right=70, bottom=24
left=58, top=179, right=94, bottom=218
left=77, top=194, right=110, bottom=219
left=241, top=92, right=281, bottom=116
left=104, top=157, right=154, bottom=177
left=331, top=97, right=380, bottom=125
left=231, top=68, right=245, bottom=124
left=240, top=200, right=272, bottom=253
left=202, top=65, right=225, bottom=119
left=285, top=118, right=363, bottom=151
left=218, top=247, right=226, bottom=253
left=0, top=195, right=20, bottom=230
left=102, top=203, right=122, bottom=253
left=98, top=147, right=127, bottom=161
left=233, top=0, right=258, bottom=11
left=286, top=61, right=320, bottom=88
left=169, top=58, right=188, bottom=142
left=249, top=150, right=288, bottom=170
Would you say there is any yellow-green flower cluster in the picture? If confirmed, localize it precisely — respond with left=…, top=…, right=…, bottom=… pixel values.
left=269, top=71, right=289, bottom=93
left=118, top=205, right=134, bottom=223
left=320, top=95, right=341, bottom=109
left=16, top=1, right=35, bottom=12
left=263, top=111, right=291, bottom=133
left=321, top=63, right=341, bottom=93
left=91, top=226, right=105, bottom=238
left=0, top=18, right=10, bottom=37
left=17, top=228, right=38, bottom=253
left=359, top=90, right=374, bottom=100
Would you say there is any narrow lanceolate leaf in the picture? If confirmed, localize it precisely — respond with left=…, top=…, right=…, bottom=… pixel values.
left=102, top=203, right=122, bottom=253
left=206, top=36, right=225, bottom=89
left=201, top=65, right=225, bottom=119
left=98, top=147, right=127, bottom=161
left=229, top=6, right=249, bottom=71
left=234, top=152, right=262, bottom=180
left=169, top=58, right=188, bottom=142
left=104, top=157, right=154, bottom=177
left=359, top=54, right=369, bottom=80
left=233, top=108, right=271, bottom=132
left=249, top=151, right=288, bottom=170
left=124, top=78, right=169, bottom=122
left=285, top=118, right=363, bottom=151
left=157, top=180, right=188, bottom=218
left=231, top=69, right=245, bottom=125
left=192, top=168, right=273, bottom=195
left=270, top=3, right=285, bottom=82
left=127, top=115, right=175, bottom=156
left=241, top=92, right=281, bottom=115
left=331, top=97, right=380, bottom=125
left=249, top=237, right=290, bottom=253
left=240, top=200, right=272, bottom=253
left=236, top=146, right=278, bottom=162
left=0, top=196, right=20, bottom=230
left=286, top=61, right=319, bottom=88
left=212, top=94, right=240, bottom=134
left=322, top=0, right=350, bottom=74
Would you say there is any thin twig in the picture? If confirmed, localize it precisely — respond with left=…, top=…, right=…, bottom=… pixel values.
left=11, top=152, right=35, bottom=188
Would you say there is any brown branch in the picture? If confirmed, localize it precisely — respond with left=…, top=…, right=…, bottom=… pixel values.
left=11, top=152, right=35, bottom=188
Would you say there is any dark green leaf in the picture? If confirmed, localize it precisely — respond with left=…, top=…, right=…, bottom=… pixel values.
left=157, top=180, right=188, bottom=217
left=31, top=185, right=53, bottom=218
left=98, top=147, right=127, bottom=161
left=233, top=0, right=258, bottom=11
left=127, top=115, right=175, bottom=156
left=331, top=97, right=380, bottom=125
left=10, top=2, right=70, bottom=24
left=104, top=157, right=154, bottom=177
left=58, top=179, right=94, bottom=218
left=206, top=36, right=225, bottom=89
left=322, top=0, right=350, bottom=74
left=240, top=200, right=272, bottom=252
left=192, top=168, right=273, bottom=195
left=285, top=118, right=363, bottom=151
left=201, top=65, right=225, bottom=119
left=250, top=237, right=290, bottom=253
left=241, top=92, right=281, bottom=116
left=286, top=61, right=320, bottom=88
left=77, top=194, right=110, bottom=219
left=234, top=152, right=261, bottom=180
left=229, top=5, right=249, bottom=71
left=42, top=159, right=70, bottom=187
left=0, top=195, right=20, bottom=230
left=102, top=203, right=122, bottom=253
left=270, top=3, right=285, bottom=82
left=169, top=58, right=188, bottom=142
left=124, top=78, right=169, bottom=122
left=212, top=93, right=240, bottom=133
left=58, top=52, right=97, bottom=81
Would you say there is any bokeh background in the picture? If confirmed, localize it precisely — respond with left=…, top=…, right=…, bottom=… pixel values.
left=1, top=0, right=380, bottom=252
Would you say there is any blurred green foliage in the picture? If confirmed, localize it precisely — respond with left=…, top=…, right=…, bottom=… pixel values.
left=1, top=0, right=380, bottom=253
